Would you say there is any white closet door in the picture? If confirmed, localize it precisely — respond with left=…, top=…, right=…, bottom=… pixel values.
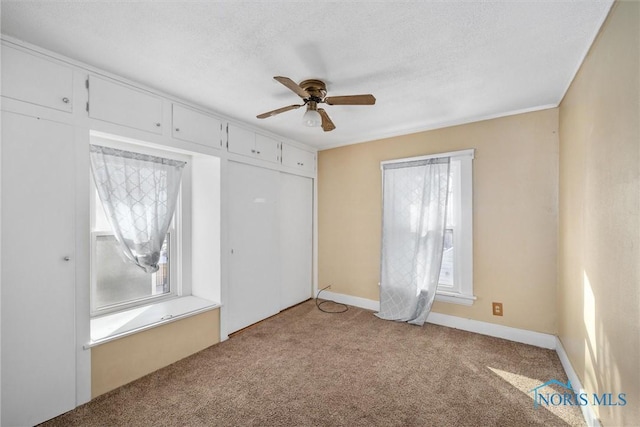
left=279, top=173, right=313, bottom=309
left=227, top=161, right=281, bottom=333
left=1, top=112, right=77, bottom=426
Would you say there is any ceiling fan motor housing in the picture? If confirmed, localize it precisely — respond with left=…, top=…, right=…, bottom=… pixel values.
left=299, top=79, right=327, bottom=101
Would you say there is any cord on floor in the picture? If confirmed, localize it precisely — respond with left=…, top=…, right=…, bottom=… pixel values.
left=315, top=285, right=348, bottom=313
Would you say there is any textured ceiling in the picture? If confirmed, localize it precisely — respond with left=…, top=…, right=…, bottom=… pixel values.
left=1, top=1, right=613, bottom=149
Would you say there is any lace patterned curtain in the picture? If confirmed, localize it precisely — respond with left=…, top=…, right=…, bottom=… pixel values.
left=90, top=145, right=186, bottom=273
left=376, top=157, right=450, bottom=325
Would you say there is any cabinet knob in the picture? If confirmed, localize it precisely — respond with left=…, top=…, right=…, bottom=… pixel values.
left=251, top=149, right=256, bottom=153
left=62, top=97, right=70, bottom=104
left=256, top=151, right=261, bottom=155
left=63, top=256, right=71, bottom=261
left=175, top=128, right=180, bottom=132
left=155, top=123, right=161, bottom=127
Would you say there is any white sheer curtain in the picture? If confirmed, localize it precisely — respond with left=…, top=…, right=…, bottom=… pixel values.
left=376, top=157, right=450, bottom=326
left=90, top=145, right=186, bottom=273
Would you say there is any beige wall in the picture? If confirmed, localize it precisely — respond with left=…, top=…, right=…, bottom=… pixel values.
left=319, top=108, right=559, bottom=333
left=558, top=1, right=640, bottom=425
left=91, top=309, right=220, bottom=398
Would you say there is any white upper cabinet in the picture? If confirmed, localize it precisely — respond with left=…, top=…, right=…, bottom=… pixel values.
left=227, top=124, right=255, bottom=157
left=1, top=45, right=74, bottom=112
left=281, top=143, right=316, bottom=173
left=88, top=75, right=164, bottom=134
left=254, top=133, right=280, bottom=163
left=227, top=124, right=280, bottom=164
left=172, top=104, right=222, bottom=148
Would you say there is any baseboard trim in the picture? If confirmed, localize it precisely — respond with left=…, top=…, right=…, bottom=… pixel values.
left=556, top=337, right=601, bottom=427
left=427, top=312, right=556, bottom=349
left=318, top=290, right=556, bottom=349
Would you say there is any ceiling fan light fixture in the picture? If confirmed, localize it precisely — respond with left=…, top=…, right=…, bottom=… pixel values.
left=302, top=107, right=322, bottom=127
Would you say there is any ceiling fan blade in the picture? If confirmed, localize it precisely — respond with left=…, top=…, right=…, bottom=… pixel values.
left=318, top=108, right=336, bottom=132
left=256, top=104, right=303, bottom=119
left=324, top=94, right=376, bottom=105
left=274, top=76, right=309, bottom=98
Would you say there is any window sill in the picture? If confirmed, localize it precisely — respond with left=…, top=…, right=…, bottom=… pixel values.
left=435, top=291, right=476, bottom=306
left=86, top=296, right=220, bottom=348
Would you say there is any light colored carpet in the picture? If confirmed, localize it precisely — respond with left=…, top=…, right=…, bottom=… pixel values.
left=42, top=300, right=585, bottom=426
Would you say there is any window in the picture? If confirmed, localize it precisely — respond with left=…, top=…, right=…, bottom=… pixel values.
left=381, top=149, right=475, bottom=306
left=90, top=138, right=188, bottom=316
left=435, top=150, right=474, bottom=304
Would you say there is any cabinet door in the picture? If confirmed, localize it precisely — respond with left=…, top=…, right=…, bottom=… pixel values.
left=227, top=124, right=256, bottom=157
left=1, top=45, right=74, bottom=112
left=254, top=133, right=280, bottom=164
left=281, top=143, right=316, bottom=173
left=89, top=75, right=164, bottom=134
left=279, top=173, right=313, bottom=309
left=172, top=104, right=222, bottom=148
left=1, top=112, right=77, bottom=426
left=227, top=162, right=281, bottom=333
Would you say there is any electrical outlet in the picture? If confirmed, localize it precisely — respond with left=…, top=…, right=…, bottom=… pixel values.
left=492, top=302, right=503, bottom=316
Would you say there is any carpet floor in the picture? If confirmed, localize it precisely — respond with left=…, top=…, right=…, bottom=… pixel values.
left=42, top=300, right=585, bottom=426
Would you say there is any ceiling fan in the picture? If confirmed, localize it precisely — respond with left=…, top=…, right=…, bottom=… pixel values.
left=256, top=76, right=376, bottom=132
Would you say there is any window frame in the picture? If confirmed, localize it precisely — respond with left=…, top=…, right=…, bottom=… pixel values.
left=381, top=149, right=475, bottom=305
left=89, top=137, right=190, bottom=317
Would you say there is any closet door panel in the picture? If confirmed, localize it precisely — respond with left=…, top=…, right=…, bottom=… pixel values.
left=227, top=161, right=280, bottom=333
left=279, top=173, right=313, bottom=309
left=1, top=112, right=77, bottom=426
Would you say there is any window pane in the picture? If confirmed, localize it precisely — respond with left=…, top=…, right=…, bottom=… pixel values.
left=94, top=190, right=111, bottom=231
left=439, top=164, right=457, bottom=288
left=438, top=229, right=454, bottom=286
left=94, top=235, right=170, bottom=310
left=445, top=168, right=455, bottom=228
